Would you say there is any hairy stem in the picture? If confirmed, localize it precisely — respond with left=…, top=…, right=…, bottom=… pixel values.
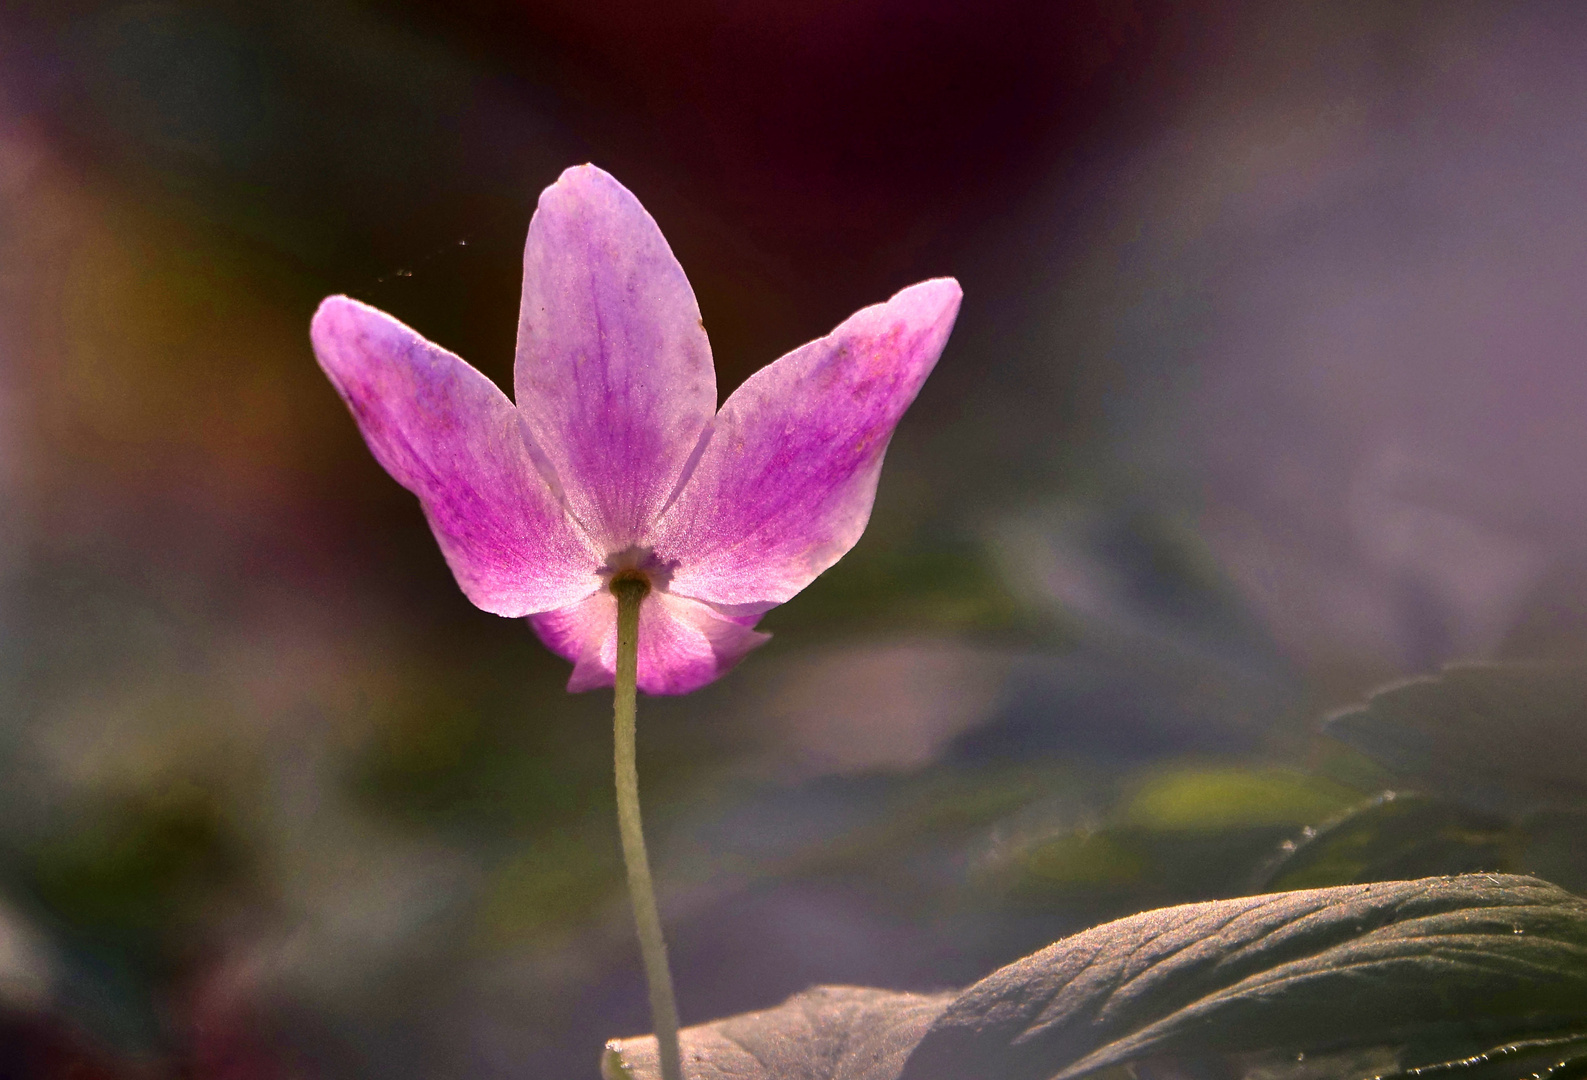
left=612, top=577, right=683, bottom=1080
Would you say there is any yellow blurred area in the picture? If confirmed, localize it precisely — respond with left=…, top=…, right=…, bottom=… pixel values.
left=1122, top=766, right=1360, bottom=832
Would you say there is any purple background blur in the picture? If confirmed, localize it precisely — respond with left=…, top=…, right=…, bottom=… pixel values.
left=4, top=1, right=1587, bottom=1076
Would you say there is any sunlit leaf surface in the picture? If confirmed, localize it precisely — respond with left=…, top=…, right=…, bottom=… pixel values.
left=607, top=875, right=1587, bottom=1080
left=603, top=986, right=955, bottom=1080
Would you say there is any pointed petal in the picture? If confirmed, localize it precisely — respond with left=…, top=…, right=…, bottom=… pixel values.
left=515, top=165, right=716, bottom=552
left=650, top=279, right=961, bottom=608
left=312, top=296, right=600, bottom=616
left=529, top=591, right=769, bottom=695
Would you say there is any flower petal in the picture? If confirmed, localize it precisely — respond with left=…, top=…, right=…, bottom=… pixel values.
left=529, top=591, right=769, bottom=695
left=526, top=590, right=618, bottom=693
left=312, top=296, right=600, bottom=616
left=650, top=278, right=962, bottom=609
left=515, top=165, right=716, bottom=552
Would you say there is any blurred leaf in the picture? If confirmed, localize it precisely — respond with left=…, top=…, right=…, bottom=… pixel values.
left=1522, top=811, right=1587, bottom=897
left=760, top=538, right=1056, bottom=643
left=978, top=766, right=1365, bottom=918
left=1325, top=663, right=1587, bottom=811
left=790, top=766, right=1066, bottom=879
left=28, top=781, right=244, bottom=968
left=607, top=876, right=1587, bottom=1080
left=1012, top=830, right=1149, bottom=891
left=992, top=504, right=1278, bottom=664
left=348, top=681, right=603, bottom=835
left=1367, top=1033, right=1587, bottom=1080
left=1123, top=766, right=1359, bottom=830
left=473, top=824, right=620, bottom=946
left=602, top=986, right=955, bottom=1080
left=1255, top=792, right=1522, bottom=892
left=20, top=781, right=249, bottom=1054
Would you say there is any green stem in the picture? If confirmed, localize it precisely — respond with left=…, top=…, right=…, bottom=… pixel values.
left=612, top=576, right=683, bottom=1080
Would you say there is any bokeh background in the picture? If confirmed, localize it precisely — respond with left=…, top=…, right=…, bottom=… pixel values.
left=5, top=1, right=1587, bottom=1076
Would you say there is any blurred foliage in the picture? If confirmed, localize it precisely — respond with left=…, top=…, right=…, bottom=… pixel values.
left=966, top=766, right=1361, bottom=922
left=1121, top=766, right=1358, bottom=830
left=759, top=536, right=1065, bottom=645
left=1256, top=792, right=1524, bottom=892
left=474, top=824, right=621, bottom=948
left=784, top=765, right=1071, bottom=887
left=27, top=781, right=246, bottom=974
left=642, top=732, right=1587, bottom=968
left=350, top=662, right=1587, bottom=963
left=16, top=780, right=253, bottom=1055
left=1325, top=663, right=1587, bottom=811
left=350, top=681, right=607, bottom=836
left=1319, top=663, right=1587, bottom=896
left=1521, top=810, right=1587, bottom=895
left=24, top=653, right=1587, bottom=1074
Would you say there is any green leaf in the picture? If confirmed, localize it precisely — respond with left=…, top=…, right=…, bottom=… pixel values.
left=1520, top=810, right=1587, bottom=897
left=973, top=765, right=1365, bottom=919
left=604, top=876, right=1587, bottom=1080
left=1324, top=663, right=1587, bottom=810
left=602, top=986, right=955, bottom=1080
left=1255, top=792, right=1523, bottom=891
left=898, top=875, right=1587, bottom=1080
left=1122, top=766, right=1361, bottom=831
left=1369, top=1032, right=1587, bottom=1080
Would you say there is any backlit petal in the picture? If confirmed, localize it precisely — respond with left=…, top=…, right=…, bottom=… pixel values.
left=650, top=279, right=961, bottom=608
left=529, top=591, right=769, bottom=695
left=312, top=296, right=600, bottom=616
left=515, top=165, right=716, bottom=552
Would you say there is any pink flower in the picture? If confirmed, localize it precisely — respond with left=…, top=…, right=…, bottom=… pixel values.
left=311, top=165, right=961, bottom=694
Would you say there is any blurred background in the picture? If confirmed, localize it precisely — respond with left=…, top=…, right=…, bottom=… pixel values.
left=5, top=0, right=1587, bottom=1076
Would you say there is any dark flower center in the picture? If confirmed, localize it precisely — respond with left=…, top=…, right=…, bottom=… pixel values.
left=600, top=545, right=673, bottom=596
left=609, top=568, right=652, bottom=601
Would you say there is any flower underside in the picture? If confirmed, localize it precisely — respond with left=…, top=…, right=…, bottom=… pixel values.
left=311, top=164, right=961, bottom=695
left=600, top=545, right=671, bottom=594
left=609, top=569, right=653, bottom=602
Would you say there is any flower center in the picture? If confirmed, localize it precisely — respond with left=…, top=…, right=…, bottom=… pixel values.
left=600, top=545, right=672, bottom=597
left=609, top=568, right=652, bottom=601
